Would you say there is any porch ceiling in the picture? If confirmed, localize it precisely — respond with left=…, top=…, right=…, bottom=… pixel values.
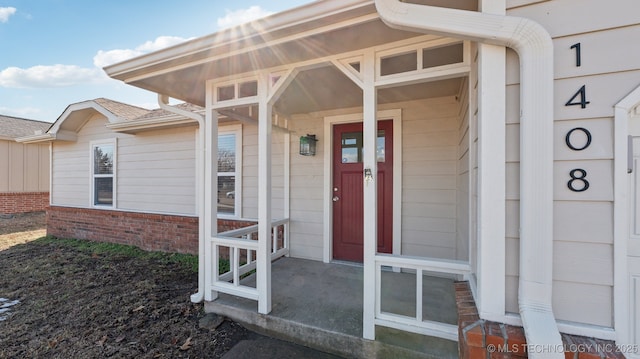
left=121, top=18, right=423, bottom=107
left=274, top=66, right=464, bottom=115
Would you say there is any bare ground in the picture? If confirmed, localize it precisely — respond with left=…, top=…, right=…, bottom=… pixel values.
left=0, top=212, right=258, bottom=358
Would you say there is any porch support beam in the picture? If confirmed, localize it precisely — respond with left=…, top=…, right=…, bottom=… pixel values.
left=362, top=50, right=378, bottom=340
left=257, top=75, right=273, bottom=314
left=476, top=0, right=506, bottom=323
left=204, top=96, right=219, bottom=302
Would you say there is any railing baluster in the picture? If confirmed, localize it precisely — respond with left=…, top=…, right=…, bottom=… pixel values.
left=272, top=225, right=278, bottom=253
left=416, top=268, right=423, bottom=322
left=233, top=246, right=240, bottom=286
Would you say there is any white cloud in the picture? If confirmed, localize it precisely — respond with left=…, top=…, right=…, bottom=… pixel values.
left=0, top=64, right=105, bottom=89
left=0, top=105, right=41, bottom=118
left=94, top=35, right=191, bottom=68
left=0, top=7, right=16, bottom=23
left=217, top=6, right=273, bottom=29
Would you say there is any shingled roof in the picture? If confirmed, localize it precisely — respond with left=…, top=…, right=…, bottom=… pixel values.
left=132, top=102, right=204, bottom=121
left=92, top=98, right=151, bottom=120
left=0, top=115, right=51, bottom=139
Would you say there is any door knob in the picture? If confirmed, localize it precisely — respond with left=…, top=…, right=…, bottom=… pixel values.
left=332, top=196, right=340, bottom=202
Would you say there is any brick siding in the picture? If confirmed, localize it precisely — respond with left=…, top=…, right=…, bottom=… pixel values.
left=455, top=281, right=627, bottom=359
left=0, top=192, right=49, bottom=215
left=46, top=206, right=256, bottom=254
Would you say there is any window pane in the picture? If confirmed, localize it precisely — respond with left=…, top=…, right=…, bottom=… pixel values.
left=341, top=131, right=362, bottom=163
left=238, top=81, right=258, bottom=98
left=340, top=130, right=386, bottom=163
left=377, top=130, right=385, bottom=162
left=217, top=85, right=235, bottom=101
left=422, top=43, right=464, bottom=69
left=218, top=176, right=235, bottom=214
left=380, top=51, right=417, bottom=76
left=218, top=134, right=236, bottom=172
left=94, top=145, right=113, bottom=175
left=94, top=178, right=113, bottom=205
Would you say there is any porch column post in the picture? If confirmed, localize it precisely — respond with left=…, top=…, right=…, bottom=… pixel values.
left=257, top=76, right=273, bottom=314
left=204, top=104, right=219, bottom=301
left=362, top=50, right=377, bottom=340
left=476, top=0, right=506, bottom=322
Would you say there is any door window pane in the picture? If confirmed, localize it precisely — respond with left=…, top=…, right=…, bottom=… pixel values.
left=341, top=132, right=362, bottom=163
left=341, top=130, right=386, bottom=163
left=377, top=130, right=386, bottom=162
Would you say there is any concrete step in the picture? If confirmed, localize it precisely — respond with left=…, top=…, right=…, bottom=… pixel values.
left=207, top=300, right=458, bottom=359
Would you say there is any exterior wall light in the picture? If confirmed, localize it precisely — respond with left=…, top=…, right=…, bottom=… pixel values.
left=299, top=134, right=317, bottom=156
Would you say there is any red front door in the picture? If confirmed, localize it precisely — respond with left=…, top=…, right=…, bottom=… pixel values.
left=332, top=120, right=393, bottom=262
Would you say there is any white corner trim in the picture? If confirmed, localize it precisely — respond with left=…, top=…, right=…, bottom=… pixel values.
left=613, top=83, right=640, bottom=347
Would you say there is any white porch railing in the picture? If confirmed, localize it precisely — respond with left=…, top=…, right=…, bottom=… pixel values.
left=209, top=218, right=289, bottom=301
left=374, top=254, right=471, bottom=342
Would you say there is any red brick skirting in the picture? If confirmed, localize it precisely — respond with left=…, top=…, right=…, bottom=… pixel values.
left=0, top=192, right=49, bottom=215
left=455, top=282, right=627, bottom=359
left=47, top=206, right=256, bottom=254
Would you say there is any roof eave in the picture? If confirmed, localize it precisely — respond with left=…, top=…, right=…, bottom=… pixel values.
left=15, top=132, right=57, bottom=144
left=103, top=0, right=373, bottom=82
left=106, top=114, right=200, bottom=134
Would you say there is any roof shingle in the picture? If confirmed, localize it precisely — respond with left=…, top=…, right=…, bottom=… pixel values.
left=0, top=115, right=51, bottom=139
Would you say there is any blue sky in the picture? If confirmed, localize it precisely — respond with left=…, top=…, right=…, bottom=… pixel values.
left=0, top=0, right=313, bottom=123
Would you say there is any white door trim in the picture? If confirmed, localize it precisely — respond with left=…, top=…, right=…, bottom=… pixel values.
left=614, top=83, right=640, bottom=352
left=322, top=109, right=402, bottom=263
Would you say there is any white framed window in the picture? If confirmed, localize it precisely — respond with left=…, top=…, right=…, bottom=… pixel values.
left=217, top=125, right=242, bottom=218
left=91, top=139, right=116, bottom=207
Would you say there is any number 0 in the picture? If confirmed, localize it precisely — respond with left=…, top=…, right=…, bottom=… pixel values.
left=565, top=127, right=592, bottom=151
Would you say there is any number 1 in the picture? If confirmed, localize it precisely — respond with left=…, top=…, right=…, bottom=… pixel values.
left=570, top=43, right=581, bottom=67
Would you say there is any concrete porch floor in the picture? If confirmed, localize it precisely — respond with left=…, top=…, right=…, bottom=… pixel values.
left=205, top=257, right=459, bottom=359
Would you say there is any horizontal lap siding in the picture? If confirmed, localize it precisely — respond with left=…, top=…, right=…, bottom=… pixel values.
left=400, top=97, right=461, bottom=260
left=51, top=115, right=198, bottom=216
left=241, top=125, right=286, bottom=219
left=504, top=1, right=640, bottom=327
left=289, top=114, right=324, bottom=261
left=117, top=127, right=196, bottom=215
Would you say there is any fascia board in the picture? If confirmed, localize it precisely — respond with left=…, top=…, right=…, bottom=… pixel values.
left=104, top=0, right=373, bottom=81
left=106, top=116, right=198, bottom=134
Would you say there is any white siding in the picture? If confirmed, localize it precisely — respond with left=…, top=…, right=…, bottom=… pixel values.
left=401, top=97, right=463, bottom=260
left=503, top=1, right=640, bottom=327
left=289, top=114, right=325, bottom=260
left=240, top=124, right=286, bottom=220
left=117, top=127, right=196, bottom=215
left=0, top=139, right=49, bottom=193
left=51, top=114, right=198, bottom=215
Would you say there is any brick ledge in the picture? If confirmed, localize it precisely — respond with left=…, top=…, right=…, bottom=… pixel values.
left=455, top=281, right=626, bottom=359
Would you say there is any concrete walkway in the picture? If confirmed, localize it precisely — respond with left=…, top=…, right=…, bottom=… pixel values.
left=207, top=257, right=459, bottom=358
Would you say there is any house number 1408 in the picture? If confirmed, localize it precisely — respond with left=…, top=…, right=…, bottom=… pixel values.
left=565, top=43, right=591, bottom=193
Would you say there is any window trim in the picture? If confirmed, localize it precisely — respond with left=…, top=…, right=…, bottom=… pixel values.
left=90, top=138, right=117, bottom=208
left=217, top=124, right=242, bottom=219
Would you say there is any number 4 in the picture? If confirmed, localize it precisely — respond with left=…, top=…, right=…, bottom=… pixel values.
left=565, top=85, right=590, bottom=109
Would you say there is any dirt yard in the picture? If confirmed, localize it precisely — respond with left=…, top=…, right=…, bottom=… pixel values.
left=0, top=212, right=258, bottom=358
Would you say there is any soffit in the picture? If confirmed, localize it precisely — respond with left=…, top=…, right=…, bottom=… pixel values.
left=274, top=65, right=463, bottom=115
left=125, top=18, right=423, bottom=107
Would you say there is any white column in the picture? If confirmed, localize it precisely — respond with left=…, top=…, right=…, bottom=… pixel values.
left=475, top=0, right=507, bottom=322
left=204, top=106, right=219, bottom=301
left=362, top=50, right=377, bottom=340
left=257, top=77, right=273, bottom=314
